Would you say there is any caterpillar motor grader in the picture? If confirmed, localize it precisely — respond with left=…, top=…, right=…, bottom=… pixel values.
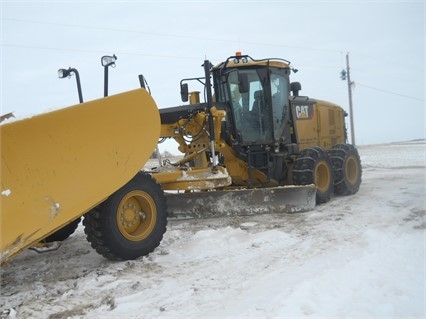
left=0, top=53, right=362, bottom=264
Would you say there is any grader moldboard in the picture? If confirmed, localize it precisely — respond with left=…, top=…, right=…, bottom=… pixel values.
left=0, top=53, right=362, bottom=264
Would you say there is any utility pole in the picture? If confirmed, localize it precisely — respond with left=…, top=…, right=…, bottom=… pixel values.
left=340, top=52, right=356, bottom=146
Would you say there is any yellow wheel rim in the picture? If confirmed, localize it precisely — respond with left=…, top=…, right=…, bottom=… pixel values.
left=315, top=160, right=331, bottom=193
left=116, top=190, right=157, bottom=241
left=346, top=155, right=359, bottom=184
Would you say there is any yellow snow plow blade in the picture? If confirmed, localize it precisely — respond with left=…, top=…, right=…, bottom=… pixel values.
left=166, top=185, right=317, bottom=219
left=1, top=88, right=160, bottom=264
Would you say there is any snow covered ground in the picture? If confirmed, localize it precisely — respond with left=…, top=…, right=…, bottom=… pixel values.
left=1, top=141, right=425, bottom=319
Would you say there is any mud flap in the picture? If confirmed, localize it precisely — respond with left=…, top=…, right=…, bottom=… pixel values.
left=166, top=185, right=316, bottom=219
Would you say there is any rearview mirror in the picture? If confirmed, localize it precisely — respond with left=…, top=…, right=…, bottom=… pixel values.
left=180, top=83, right=189, bottom=102
left=290, top=82, right=302, bottom=97
left=238, top=73, right=249, bottom=93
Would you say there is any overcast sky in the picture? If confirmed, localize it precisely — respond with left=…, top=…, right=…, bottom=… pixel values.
left=1, top=1, right=424, bottom=152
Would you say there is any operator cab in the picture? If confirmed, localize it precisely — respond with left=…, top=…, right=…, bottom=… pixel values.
left=213, top=54, right=292, bottom=147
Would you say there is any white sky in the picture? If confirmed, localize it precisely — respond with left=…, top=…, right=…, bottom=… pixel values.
left=1, top=0, right=425, bottom=150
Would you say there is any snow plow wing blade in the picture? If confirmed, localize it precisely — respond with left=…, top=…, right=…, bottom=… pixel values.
left=166, top=185, right=316, bottom=219
left=1, top=89, right=160, bottom=263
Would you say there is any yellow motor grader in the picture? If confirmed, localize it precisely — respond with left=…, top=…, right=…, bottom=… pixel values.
left=0, top=53, right=362, bottom=264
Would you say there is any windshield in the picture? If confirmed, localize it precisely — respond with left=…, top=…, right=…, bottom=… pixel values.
left=227, top=68, right=272, bottom=144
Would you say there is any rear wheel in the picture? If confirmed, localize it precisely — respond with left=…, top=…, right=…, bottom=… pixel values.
left=83, top=172, right=168, bottom=260
left=329, top=144, right=362, bottom=195
left=293, top=147, right=334, bottom=204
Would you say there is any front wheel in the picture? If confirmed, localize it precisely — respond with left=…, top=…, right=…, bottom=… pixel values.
left=83, top=172, right=168, bottom=261
left=293, top=147, right=334, bottom=204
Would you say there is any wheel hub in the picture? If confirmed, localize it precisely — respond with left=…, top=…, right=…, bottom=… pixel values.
left=120, top=203, right=146, bottom=228
left=315, top=161, right=330, bottom=192
left=346, top=156, right=358, bottom=184
left=116, top=190, right=156, bottom=242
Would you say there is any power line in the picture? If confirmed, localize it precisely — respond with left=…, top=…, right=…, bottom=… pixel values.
left=1, top=17, right=343, bottom=54
left=356, top=82, right=425, bottom=102
left=1, top=43, right=200, bottom=60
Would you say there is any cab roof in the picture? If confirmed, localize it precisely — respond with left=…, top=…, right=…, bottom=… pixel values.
left=213, top=53, right=291, bottom=71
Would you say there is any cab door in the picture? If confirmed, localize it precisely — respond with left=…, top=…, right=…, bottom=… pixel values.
left=270, top=68, right=291, bottom=144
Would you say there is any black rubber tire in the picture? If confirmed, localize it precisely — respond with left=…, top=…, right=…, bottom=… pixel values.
left=293, top=147, right=334, bottom=204
left=44, top=218, right=81, bottom=242
left=83, top=172, right=168, bottom=261
left=329, top=144, right=362, bottom=196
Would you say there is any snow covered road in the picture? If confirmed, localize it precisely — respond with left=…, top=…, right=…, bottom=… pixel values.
left=1, top=141, right=425, bottom=318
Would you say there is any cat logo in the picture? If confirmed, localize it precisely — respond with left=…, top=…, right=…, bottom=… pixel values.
left=294, top=105, right=313, bottom=120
